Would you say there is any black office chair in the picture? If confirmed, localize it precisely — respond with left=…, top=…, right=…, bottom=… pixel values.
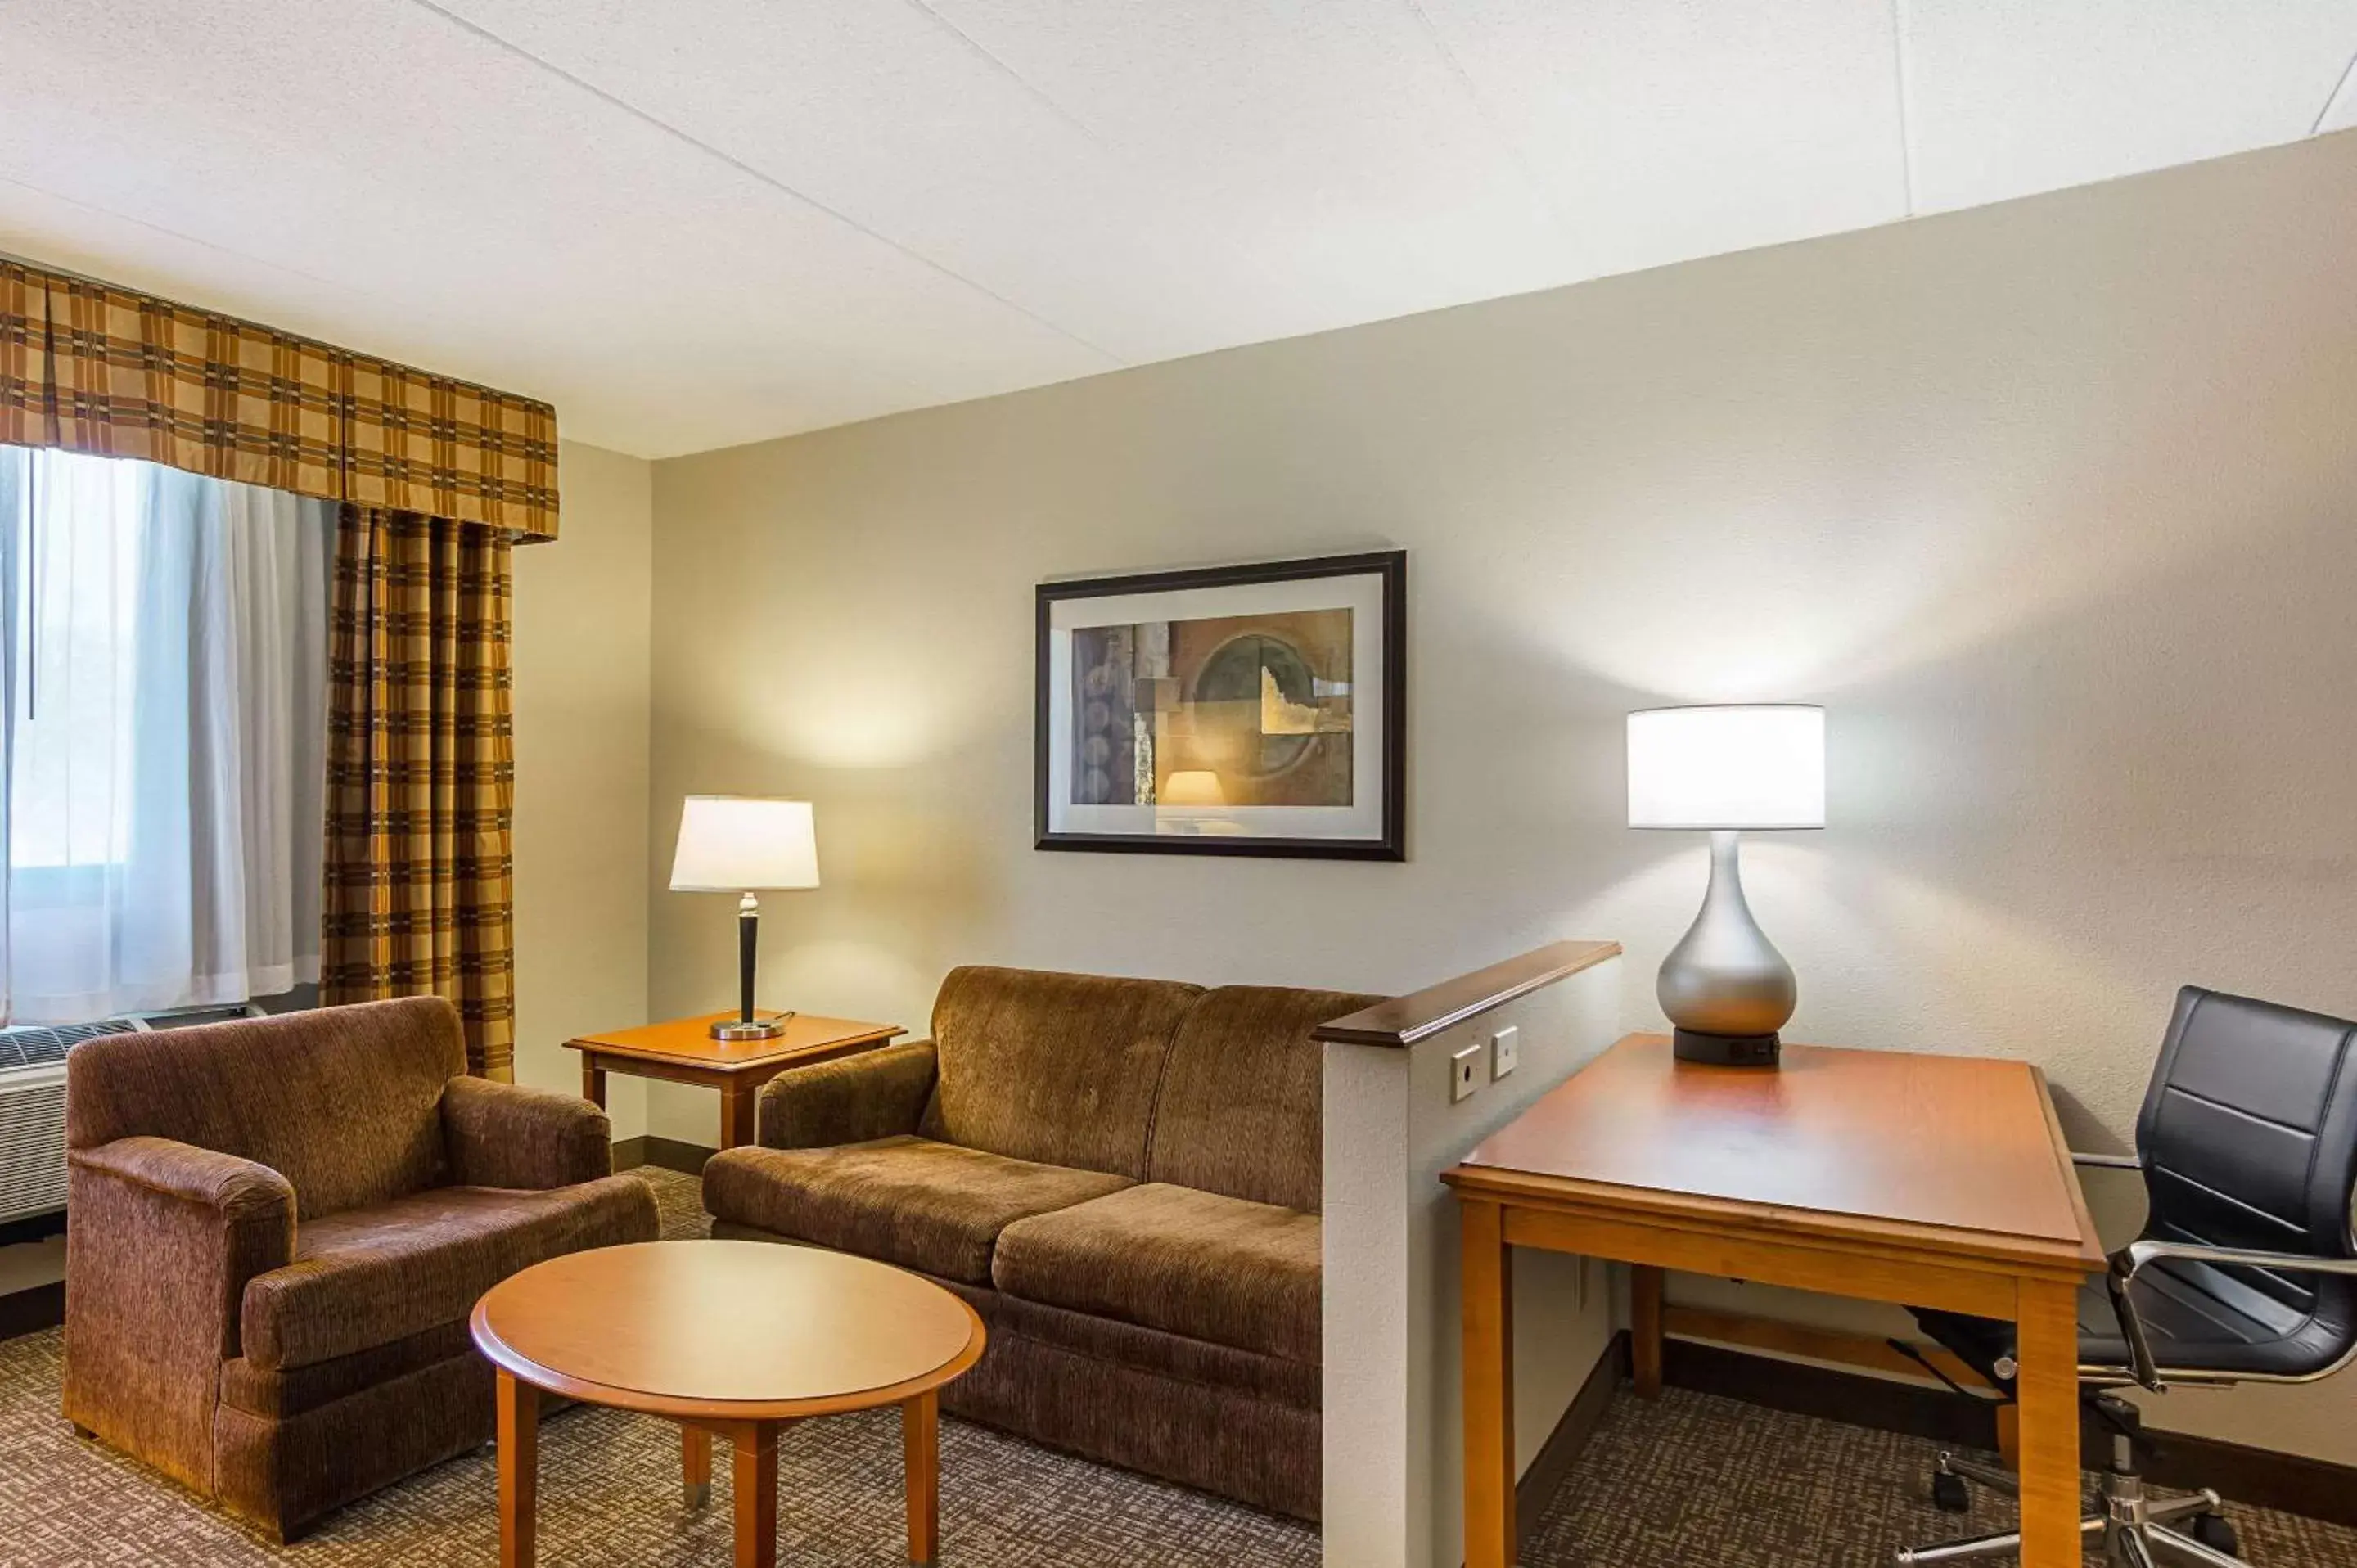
left=1895, top=986, right=2357, bottom=1566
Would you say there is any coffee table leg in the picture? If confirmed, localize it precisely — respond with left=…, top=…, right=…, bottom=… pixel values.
left=903, top=1390, right=939, bottom=1564
left=497, top=1371, right=538, bottom=1568
left=732, top=1421, right=778, bottom=1568
left=683, top=1423, right=711, bottom=1509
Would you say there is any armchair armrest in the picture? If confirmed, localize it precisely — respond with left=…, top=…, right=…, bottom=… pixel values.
left=2104, top=1239, right=2357, bottom=1391
left=440, top=1076, right=613, bottom=1189
left=63, top=1138, right=296, bottom=1484
left=757, top=1040, right=939, bottom=1149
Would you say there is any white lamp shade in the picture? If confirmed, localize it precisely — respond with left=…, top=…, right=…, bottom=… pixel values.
left=1626, top=705, right=1825, bottom=831
left=669, top=797, right=821, bottom=890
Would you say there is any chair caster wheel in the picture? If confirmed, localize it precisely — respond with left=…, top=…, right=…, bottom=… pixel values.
left=1930, top=1471, right=1970, bottom=1513
left=2189, top=1512, right=2238, bottom=1556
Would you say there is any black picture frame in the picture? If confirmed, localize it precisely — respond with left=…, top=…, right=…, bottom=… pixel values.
left=1034, top=549, right=1406, bottom=860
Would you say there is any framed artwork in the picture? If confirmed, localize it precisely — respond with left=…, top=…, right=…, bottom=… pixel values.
left=1034, top=550, right=1405, bottom=860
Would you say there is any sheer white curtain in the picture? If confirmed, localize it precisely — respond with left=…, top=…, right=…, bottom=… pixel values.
left=0, top=446, right=332, bottom=1024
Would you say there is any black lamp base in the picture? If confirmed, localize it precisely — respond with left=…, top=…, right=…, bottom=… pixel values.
left=1673, top=1029, right=1782, bottom=1067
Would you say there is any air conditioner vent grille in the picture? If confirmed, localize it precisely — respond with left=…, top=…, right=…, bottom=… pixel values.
left=0, top=1019, right=139, bottom=1070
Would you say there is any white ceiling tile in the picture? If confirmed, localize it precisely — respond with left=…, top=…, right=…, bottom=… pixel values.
left=914, top=0, right=1579, bottom=328
left=424, top=0, right=1305, bottom=363
left=1411, top=0, right=1909, bottom=279
left=1901, top=0, right=2357, bottom=214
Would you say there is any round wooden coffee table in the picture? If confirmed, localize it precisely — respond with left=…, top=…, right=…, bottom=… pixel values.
left=470, top=1240, right=985, bottom=1568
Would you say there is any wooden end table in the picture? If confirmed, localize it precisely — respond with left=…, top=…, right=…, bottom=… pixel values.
left=565, top=1012, right=902, bottom=1150
left=471, top=1240, right=985, bottom=1568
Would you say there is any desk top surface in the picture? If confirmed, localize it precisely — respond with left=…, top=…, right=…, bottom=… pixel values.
left=1453, top=1034, right=2102, bottom=1266
left=563, top=1012, right=903, bottom=1073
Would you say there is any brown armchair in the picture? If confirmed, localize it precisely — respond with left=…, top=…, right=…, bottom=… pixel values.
left=64, top=995, right=658, bottom=1540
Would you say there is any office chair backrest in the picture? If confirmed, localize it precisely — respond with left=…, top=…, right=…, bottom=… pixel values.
left=2135, top=986, right=2357, bottom=1318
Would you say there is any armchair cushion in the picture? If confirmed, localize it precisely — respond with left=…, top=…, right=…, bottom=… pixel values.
left=702, top=1135, right=1129, bottom=1284
left=239, top=1174, right=657, bottom=1371
left=439, top=1077, right=612, bottom=1189
left=65, top=995, right=464, bottom=1219
left=758, top=1040, right=938, bottom=1149
left=993, top=1183, right=1321, bottom=1364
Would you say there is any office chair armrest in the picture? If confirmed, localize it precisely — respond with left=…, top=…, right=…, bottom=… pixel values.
left=2117, top=1239, right=2357, bottom=1279
left=2104, top=1239, right=2357, bottom=1392
left=2071, top=1151, right=2142, bottom=1170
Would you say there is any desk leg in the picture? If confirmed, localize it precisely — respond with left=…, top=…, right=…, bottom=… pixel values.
left=497, top=1372, right=538, bottom=1568
left=1462, top=1198, right=1515, bottom=1568
left=683, top=1424, right=711, bottom=1508
left=732, top=1421, right=778, bottom=1568
left=1629, top=1264, right=1665, bottom=1399
left=580, top=1059, right=607, bottom=1110
left=2013, top=1279, right=2082, bottom=1568
left=904, top=1390, right=940, bottom=1563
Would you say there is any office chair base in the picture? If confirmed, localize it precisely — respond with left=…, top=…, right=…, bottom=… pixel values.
left=1896, top=1451, right=2240, bottom=1566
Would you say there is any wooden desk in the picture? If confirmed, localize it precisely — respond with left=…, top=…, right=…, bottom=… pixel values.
left=564, top=1012, right=903, bottom=1151
left=1443, top=1034, right=2103, bottom=1568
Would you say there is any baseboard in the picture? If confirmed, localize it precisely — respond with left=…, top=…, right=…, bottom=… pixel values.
left=612, top=1135, right=717, bottom=1176
left=0, top=1281, right=64, bottom=1341
left=1514, top=1329, right=1631, bottom=1548
left=1666, top=1336, right=2357, bottom=1530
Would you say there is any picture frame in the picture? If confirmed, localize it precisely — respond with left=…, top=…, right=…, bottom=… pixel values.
left=1034, top=550, right=1406, bottom=860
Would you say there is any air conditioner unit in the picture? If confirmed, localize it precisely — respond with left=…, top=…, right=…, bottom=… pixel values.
left=0, top=1003, right=268, bottom=1225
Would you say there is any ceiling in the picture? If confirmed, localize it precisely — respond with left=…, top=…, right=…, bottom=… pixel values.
left=5, top=2, right=2355, bottom=459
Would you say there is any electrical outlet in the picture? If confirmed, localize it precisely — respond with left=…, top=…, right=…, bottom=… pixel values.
left=1450, top=1043, right=1483, bottom=1103
left=1490, top=1025, right=1520, bottom=1080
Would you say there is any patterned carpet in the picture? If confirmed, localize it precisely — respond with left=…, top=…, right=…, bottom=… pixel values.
left=2, top=1165, right=2351, bottom=1566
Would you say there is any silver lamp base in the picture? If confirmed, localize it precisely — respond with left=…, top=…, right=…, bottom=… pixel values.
left=1659, top=831, right=1796, bottom=1069
left=710, top=1016, right=790, bottom=1042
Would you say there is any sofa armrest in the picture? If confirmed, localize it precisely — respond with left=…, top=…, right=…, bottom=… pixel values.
left=440, top=1077, right=614, bottom=1189
left=758, top=1040, right=939, bottom=1149
left=63, top=1138, right=296, bottom=1485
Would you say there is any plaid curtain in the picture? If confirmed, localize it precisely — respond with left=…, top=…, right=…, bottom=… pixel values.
left=0, top=258, right=557, bottom=541
left=321, top=507, right=517, bottom=1078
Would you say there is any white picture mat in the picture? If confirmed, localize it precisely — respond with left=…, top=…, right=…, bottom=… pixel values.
left=1045, top=570, right=1388, bottom=840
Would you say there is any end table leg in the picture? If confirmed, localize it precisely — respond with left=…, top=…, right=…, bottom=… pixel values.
left=1630, top=1264, right=1665, bottom=1399
left=721, top=1084, right=757, bottom=1150
left=732, top=1421, right=778, bottom=1568
left=581, top=1059, right=606, bottom=1110
left=683, top=1423, right=711, bottom=1509
left=904, top=1390, right=940, bottom=1564
left=497, top=1371, right=538, bottom=1568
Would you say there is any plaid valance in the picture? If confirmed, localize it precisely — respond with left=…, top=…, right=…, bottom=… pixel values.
left=1, top=258, right=558, bottom=541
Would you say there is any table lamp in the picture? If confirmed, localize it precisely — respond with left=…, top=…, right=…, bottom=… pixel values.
left=1626, top=705, right=1824, bottom=1067
left=669, top=796, right=820, bottom=1041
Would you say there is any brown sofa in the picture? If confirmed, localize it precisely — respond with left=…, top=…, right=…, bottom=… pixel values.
left=63, top=996, right=658, bottom=1539
left=701, top=965, right=1377, bottom=1520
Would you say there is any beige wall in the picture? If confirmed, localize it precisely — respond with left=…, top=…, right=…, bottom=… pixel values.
left=646, top=132, right=2357, bottom=1458
left=512, top=439, right=655, bottom=1138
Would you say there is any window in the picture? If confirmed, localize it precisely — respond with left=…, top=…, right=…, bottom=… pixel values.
left=1, top=447, right=335, bottom=1024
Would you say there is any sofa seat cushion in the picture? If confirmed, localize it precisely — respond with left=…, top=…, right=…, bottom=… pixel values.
left=240, top=1174, right=658, bottom=1371
left=992, top=1183, right=1320, bottom=1364
left=701, top=1135, right=1132, bottom=1285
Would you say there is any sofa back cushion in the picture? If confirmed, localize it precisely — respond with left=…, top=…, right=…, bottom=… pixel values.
left=922, top=966, right=1201, bottom=1181
left=65, top=995, right=464, bottom=1219
left=1146, top=985, right=1382, bottom=1214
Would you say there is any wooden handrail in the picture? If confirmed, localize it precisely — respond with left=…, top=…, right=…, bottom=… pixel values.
left=1311, top=939, right=1621, bottom=1048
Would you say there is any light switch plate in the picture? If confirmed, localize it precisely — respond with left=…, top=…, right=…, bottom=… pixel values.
left=1450, top=1043, right=1483, bottom=1103
left=1490, top=1025, right=1520, bottom=1080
